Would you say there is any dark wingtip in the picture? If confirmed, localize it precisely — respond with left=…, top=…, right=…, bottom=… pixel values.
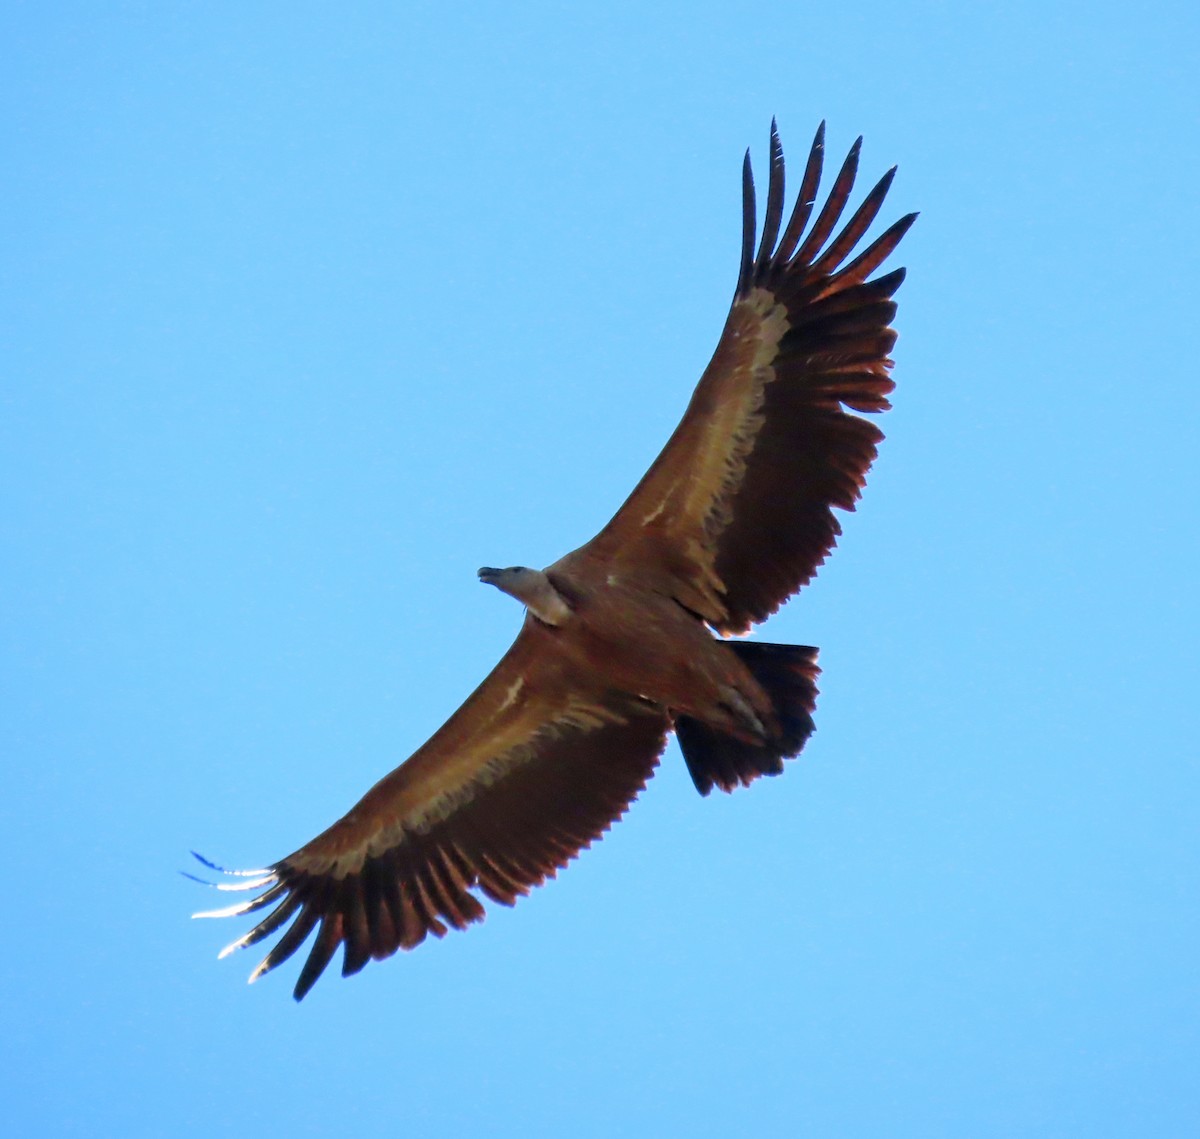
left=772, top=121, right=828, bottom=267
left=293, top=963, right=323, bottom=1002
left=737, top=148, right=756, bottom=295
left=890, top=212, right=920, bottom=245
left=755, top=118, right=787, bottom=267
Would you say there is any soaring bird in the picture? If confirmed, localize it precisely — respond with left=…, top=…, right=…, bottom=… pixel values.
left=193, top=121, right=916, bottom=1000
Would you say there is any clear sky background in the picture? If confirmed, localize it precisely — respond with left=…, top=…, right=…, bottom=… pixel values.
left=4, top=3, right=1198, bottom=1137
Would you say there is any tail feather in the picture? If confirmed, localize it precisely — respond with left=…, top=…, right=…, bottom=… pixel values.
left=675, top=642, right=819, bottom=796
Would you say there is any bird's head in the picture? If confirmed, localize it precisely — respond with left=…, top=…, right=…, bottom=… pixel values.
left=478, top=566, right=572, bottom=626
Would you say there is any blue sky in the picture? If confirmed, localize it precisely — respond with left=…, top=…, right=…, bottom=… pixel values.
left=4, top=3, right=1198, bottom=1136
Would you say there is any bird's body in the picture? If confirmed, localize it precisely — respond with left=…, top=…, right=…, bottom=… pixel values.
left=194, top=121, right=916, bottom=999
left=534, top=564, right=773, bottom=737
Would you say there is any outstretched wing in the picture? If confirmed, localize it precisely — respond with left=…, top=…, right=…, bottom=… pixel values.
left=569, top=122, right=916, bottom=634
left=196, top=622, right=670, bottom=1000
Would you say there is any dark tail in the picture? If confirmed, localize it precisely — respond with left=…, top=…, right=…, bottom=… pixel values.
left=675, top=642, right=819, bottom=796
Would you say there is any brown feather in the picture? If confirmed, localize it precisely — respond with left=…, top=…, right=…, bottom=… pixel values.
left=772, top=121, right=825, bottom=267
left=381, top=863, right=425, bottom=951
left=230, top=891, right=301, bottom=954
left=809, top=166, right=896, bottom=278
left=792, top=136, right=861, bottom=266
left=406, top=863, right=450, bottom=939
left=755, top=120, right=786, bottom=267
left=340, top=877, right=372, bottom=976
left=826, top=218, right=916, bottom=294
left=362, top=859, right=398, bottom=960
left=294, top=912, right=342, bottom=1001
left=252, top=889, right=322, bottom=981
left=474, top=850, right=529, bottom=905
left=737, top=150, right=756, bottom=295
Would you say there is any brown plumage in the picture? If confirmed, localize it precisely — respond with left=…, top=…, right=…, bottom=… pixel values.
left=193, top=121, right=916, bottom=1000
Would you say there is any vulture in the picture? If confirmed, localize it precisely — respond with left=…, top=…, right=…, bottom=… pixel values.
left=193, top=120, right=916, bottom=1000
